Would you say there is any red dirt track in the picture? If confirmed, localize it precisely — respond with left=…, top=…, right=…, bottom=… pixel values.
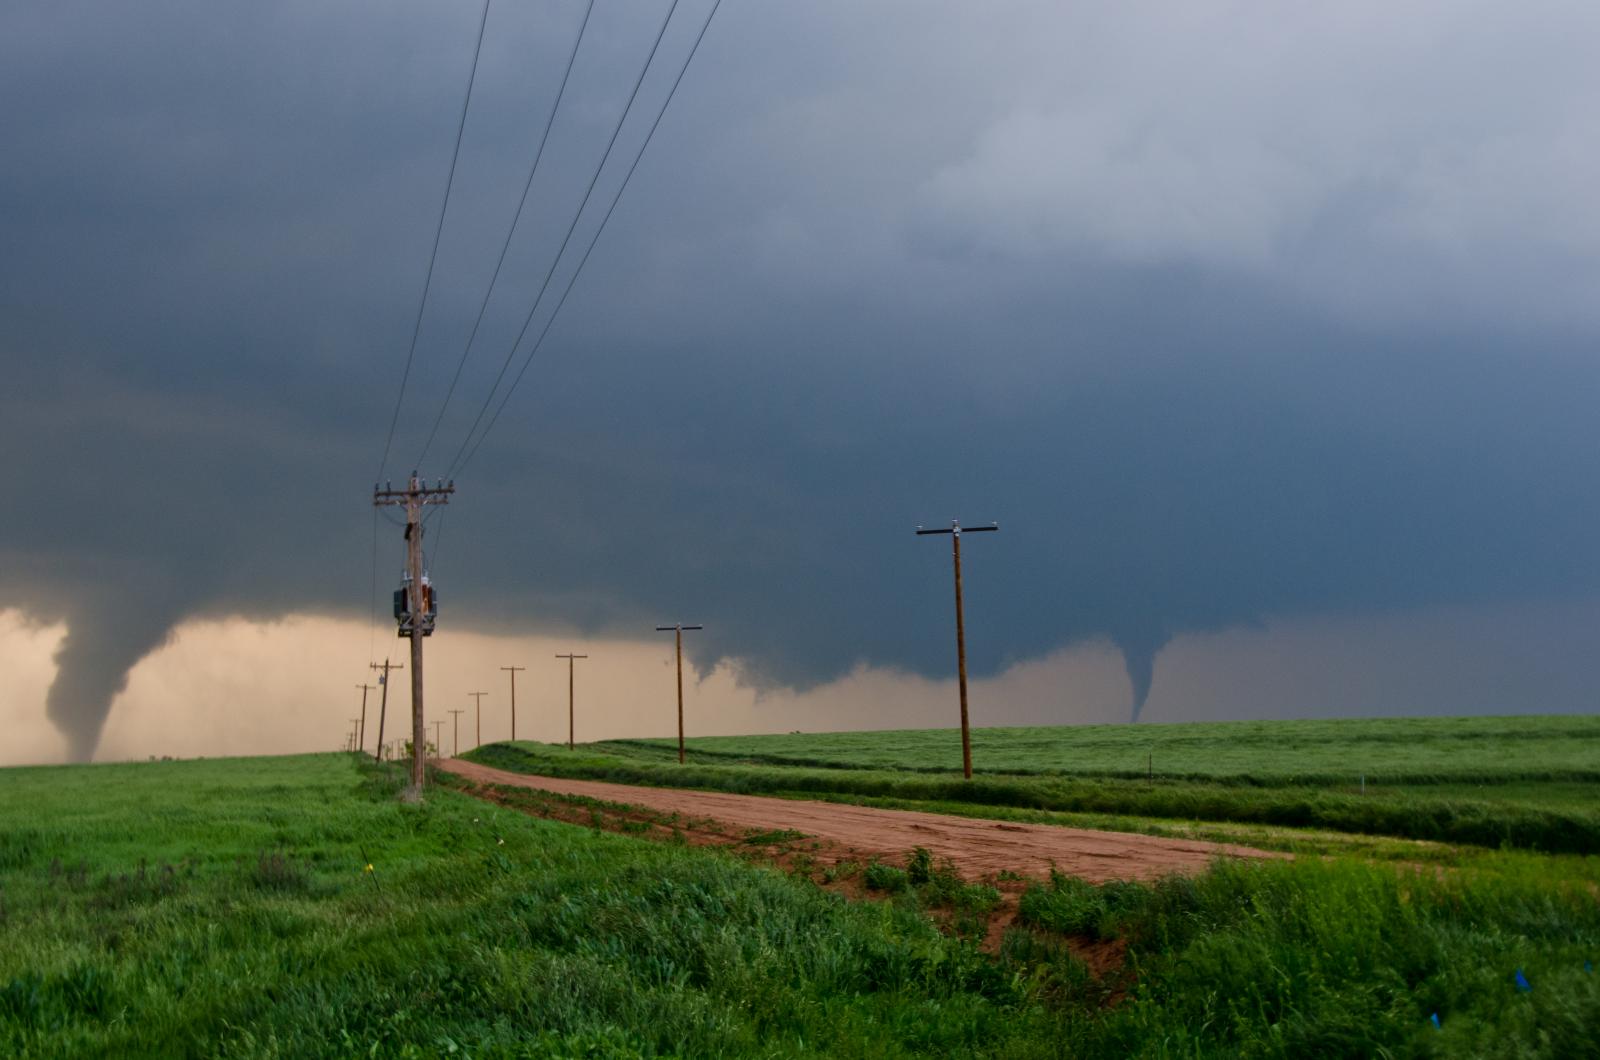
left=439, top=758, right=1279, bottom=883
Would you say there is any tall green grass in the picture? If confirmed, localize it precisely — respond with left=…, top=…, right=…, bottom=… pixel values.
left=1024, top=857, right=1600, bottom=1056
left=3, top=753, right=1596, bottom=1056
left=0, top=754, right=1059, bottom=1057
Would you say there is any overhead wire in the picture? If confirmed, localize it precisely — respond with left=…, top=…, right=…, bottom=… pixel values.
left=426, top=508, right=448, bottom=573
left=369, top=0, right=721, bottom=648
left=368, top=506, right=379, bottom=665
left=414, top=0, right=599, bottom=470
left=375, top=0, right=494, bottom=483
left=449, top=0, right=724, bottom=481
left=368, top=0, right=489, bottom=662
left=442, top=0, right=687, bottom=481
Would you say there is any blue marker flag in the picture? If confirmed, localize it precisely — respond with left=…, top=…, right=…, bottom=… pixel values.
left=1585, top=961, right=1593, bottom=974
left=1430, top=1012, right=1441, bottom=1030
left=1514, top=969, right=1532, bottom=992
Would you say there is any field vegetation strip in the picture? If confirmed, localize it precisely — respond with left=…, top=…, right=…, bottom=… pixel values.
left=465, top=737, right=1600, bottom=854
left=2, top=751, right=1597, bottom=1056
left=600, top=714, right=1600, bottom=785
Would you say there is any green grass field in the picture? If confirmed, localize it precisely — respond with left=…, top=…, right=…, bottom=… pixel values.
left=0, top=754, right=1071, bottom=1057
left=3, top=722, right=1599, bottom=1056
left=602, top=714, right=1600, bottom=784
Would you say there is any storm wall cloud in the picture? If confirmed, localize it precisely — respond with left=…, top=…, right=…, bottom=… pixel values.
left=2, top=1, right=1597, bottom=759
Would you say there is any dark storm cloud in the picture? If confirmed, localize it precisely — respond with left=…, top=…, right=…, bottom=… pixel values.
left=3, top=1, right=1598, bottom=756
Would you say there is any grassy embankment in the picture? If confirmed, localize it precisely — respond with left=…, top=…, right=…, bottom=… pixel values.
left=464, top=715, right=1600, bottom=855
left=1, top=751, right=1597, bottom=1056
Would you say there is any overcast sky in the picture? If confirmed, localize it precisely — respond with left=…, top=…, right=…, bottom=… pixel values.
left=2, top=1, right=1596, bottom=762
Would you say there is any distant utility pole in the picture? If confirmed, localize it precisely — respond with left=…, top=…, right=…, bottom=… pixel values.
left=655, top=624, right=703, bottom=764
left=355, top=683, right=374, bottom=756
left=915, top=519, right=999, bottom=780
left=370, top=659, right=403, bottom=763
left=468, top=691, right=487, bottom=749
left=447, top=709, right=465, bottom=757
left=349, top=719, right=361, bottom=754
left=430, top=719, right=443, bottom=758
left=555, top=653, right=588, bottom=750
left=373, top=473, right=454, bottom=797
left=500, top=665, right=526, bottom=741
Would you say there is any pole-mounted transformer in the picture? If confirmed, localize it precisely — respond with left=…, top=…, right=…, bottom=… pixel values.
left=393, top=570, right=438, bottom=637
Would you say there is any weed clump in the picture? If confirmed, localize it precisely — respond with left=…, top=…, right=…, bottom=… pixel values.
left=247, top=849, right=311, bottom=893
left=863, top=861, right=909, bottom=892
left=860, top=849, right=1002, bottom=937
left=821, top=859, right=861, bottom=884
left=0, top=965, right=114, bottom=1029
left=907, top=846, right=933, bottom=885
left=91, top=860, right=184, bottom=910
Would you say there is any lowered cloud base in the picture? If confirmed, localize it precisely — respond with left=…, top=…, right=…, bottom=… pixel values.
left=2, top=597, right=1593, bottom=767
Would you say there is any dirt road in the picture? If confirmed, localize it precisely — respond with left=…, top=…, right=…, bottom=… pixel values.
left=439, top=758, right=1279, bottom=883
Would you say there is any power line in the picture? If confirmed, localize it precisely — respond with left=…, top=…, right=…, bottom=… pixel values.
left=501, top=665, right=527, bottom=741
left=447, top=708, right=466, bottom=756
left=655, top=624, right=703, bottom=764
left=424, top=507, right=448, bottom=573
left=443, top=0, right=687, bottom=478
left=555, top=652, right=588, bottom=750
left=370, top=658, right=404, bottom=763
left=373, top=476, right=456, bottom=796
left=914, top=520, right=1000, bottom=780
left=443, top=0, right=691, bottom=480
left=468, top=690, right=488, bottom=749
left=368, top=505, right=379, bottom=666
left=415, top=0, right=599, bottom=471
left=376, top=0, right=494, bottom=482
left=356, top=683, right=375, bottom=755
left=449, top=0, right=724, bottom=481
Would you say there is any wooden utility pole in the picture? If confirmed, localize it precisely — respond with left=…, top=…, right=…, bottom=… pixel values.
left=373, top=473, right=454, bottom=797
left=349, top=719, right=361, bottom=753
left=555, top=653, right=588, bottom=750
left=468, top=691, right=487, bottom=749
left=915, top=519, right=999, bottom=780
left=500, top=665, right=526, bottom=741
left=430, top=719, right=444, bottom=757
left=654, top=625, right=702, bottom=764
left=447, top=709, right=465, bottom=756
left=370, top=659, right=403, bottom=762
left=355, top=683, right=374, bottom=755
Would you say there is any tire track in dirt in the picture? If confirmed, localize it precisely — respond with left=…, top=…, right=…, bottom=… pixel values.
left=438, top=758, right=1282, bottom=883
